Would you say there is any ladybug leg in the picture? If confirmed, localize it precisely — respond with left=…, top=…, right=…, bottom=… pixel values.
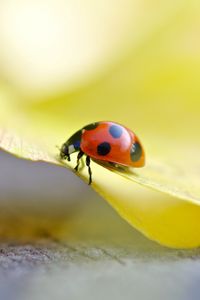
left=86, top=156, right=92, bottom=185
left=66, top=148, right=71, bottom=161
left=74, top=150, right=84, bottom=172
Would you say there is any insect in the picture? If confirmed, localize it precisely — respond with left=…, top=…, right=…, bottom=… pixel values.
left=60, top=121, right=145, bottom=184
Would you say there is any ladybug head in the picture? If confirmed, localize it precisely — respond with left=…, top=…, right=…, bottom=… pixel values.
left=60, top=129, right=82, bottom=161
left=60, top=143, right=70, bottom=161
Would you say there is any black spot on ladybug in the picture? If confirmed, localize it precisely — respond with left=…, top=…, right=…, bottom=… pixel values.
left=130, top=142, right=142, bottom=162
left=109, top=124, right=123, bottom=138
left=83, top=122, right=99, bottom=131
left=97, top=142, right=111, bottom=156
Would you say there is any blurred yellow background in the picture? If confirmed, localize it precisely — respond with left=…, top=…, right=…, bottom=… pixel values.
left=0, top=0, right=199, bottom=143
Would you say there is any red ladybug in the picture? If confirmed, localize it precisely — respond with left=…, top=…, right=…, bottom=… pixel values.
left=60, top=121, right=145, bottom=184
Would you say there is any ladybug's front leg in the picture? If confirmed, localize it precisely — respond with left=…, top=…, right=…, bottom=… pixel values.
left=74, top=150, right=84, bottom=172
left=86, top=156, right=92, bottom=185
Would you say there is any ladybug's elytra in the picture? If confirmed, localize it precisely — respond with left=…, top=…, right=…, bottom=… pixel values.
left=60, top=121, right=145, bottom=184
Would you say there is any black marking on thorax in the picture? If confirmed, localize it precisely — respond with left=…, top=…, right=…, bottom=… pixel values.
left=83, top=122, right=99, bottom=131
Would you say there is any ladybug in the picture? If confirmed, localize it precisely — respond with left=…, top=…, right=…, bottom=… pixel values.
left=60, top=121, right=145, bottom=184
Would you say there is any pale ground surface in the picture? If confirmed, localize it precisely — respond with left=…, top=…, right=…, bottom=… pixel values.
left=0, top=150, right=200, bottom=300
